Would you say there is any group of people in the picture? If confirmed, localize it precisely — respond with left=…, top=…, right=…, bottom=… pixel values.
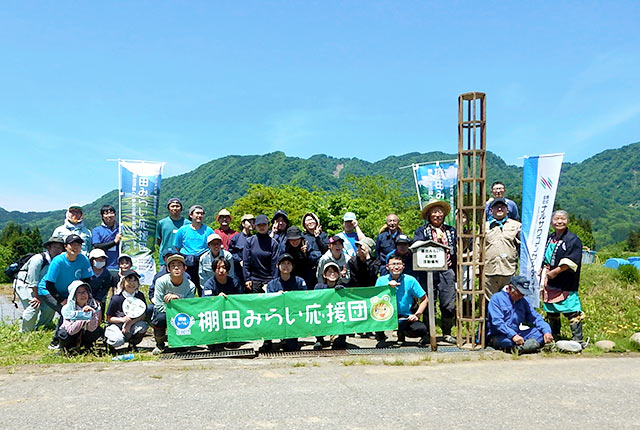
left=11, top=180, right=586, bottom=355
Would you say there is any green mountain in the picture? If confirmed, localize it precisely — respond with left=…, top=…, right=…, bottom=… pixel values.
left=1, top=143, right=638, bottom=248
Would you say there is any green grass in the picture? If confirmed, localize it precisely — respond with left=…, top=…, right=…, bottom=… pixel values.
left=0, top=321, right=155, bottom=366
left=579, top=265, right=640, bottom=350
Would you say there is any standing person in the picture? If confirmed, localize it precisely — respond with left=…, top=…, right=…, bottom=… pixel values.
left=199, top=233, right=235, bottom=286
left=487, top=276, right=553, bottom=353
left=301, top=212, right=329, bottom=256
left=347, top=237, right=381, bottom=288
left=91, top=205, right=122, bottom=271
left=40, top=234, right=93, bottom=350
left=485, top=181, right=519, bottom=221
left=229, top=214, right=254, bottom=287
left=105, top=269, right=149, bottom=352
left=270, top=209, right=290, bottom=253
left=379, top=234, right=426, bottom=286
left=151, top=254, right=196, bottom=354
left=375, top=253, right=429, bottom=348
left=375, top=213, right=402, bottom=264
left=337, top=212, right=366, bottom=258
left=52, top=204, right=92, bottom=255
left=214, top=209, right=237, bottom=251
left=88, top=248, right=116, bottom=322
left=284, top=226, right=315, bottom=288
left=15, top=236, right=65, bottom=332
left=542, top=210, right=585, bottom=346
left=156, top=198, right=190, bottom=264
left=243, top=214, right=279, bottom=293
left=413, top=199, right=458, bottom=344
left=173, top=204, right=214, bottom=295
left=316, top=236, right=351, bottom=285
left=484, top=198, right=522, bottom=298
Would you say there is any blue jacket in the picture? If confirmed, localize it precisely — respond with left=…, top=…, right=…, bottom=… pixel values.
left=487, top=290, right=551, bottom=339
left=243, top=233, right=279, bottom=283
left=375, top=230, right=399, bottom=263
left=91, top=223, right=120, bottom=269
left=202, top=276, right=242, bottom=296
left=229, top=231, right=251, bottom=284
left=266, top=276, right=307, bottom=293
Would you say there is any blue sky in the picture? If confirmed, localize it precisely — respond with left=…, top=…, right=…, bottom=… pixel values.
left=1, top=1, right=639, bottom=212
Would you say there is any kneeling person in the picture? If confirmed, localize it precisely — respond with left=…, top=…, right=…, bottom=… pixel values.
left=151, top=254, right=196, bottom=354
left=105, top=270, right=149, bottom=352
left=374, top=253, right=429, bottom=348
left=57, top=281, right=103, bottom=353
left=263, top=254, right=307, bottom=352
left=486, top=276, right=553, bottom=353
left=314, top=262, right=348, bottom=350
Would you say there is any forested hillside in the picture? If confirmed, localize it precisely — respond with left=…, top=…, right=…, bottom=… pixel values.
left=1, top=142, right=638, bottom=248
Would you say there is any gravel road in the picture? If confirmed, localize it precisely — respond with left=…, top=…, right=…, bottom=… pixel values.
left=1, top=354, right=639, bottom=429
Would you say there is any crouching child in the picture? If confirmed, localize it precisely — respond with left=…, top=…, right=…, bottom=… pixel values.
left=314, top=262, right=348, bottom=350
left=57, top=280, right=104, bottom=353
left=105, top=270, right=149, bottom=353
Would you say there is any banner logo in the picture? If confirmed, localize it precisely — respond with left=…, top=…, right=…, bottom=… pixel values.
left=370, top=295, right=394, bottom=321
left=171, top=312, right=195, bottom=336
left=539, top=176, right=553, bottom=190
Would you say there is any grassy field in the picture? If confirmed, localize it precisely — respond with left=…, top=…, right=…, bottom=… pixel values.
left=1, top=263, right=639, bottom=366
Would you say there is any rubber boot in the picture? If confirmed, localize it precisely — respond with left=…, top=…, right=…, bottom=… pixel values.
left=516, top=338, right=541, bottom=354
left=547, top=313, right=562, bottom=339
left=568, top=311, right=584, bottom=344
left=153, top=327, right=166, bottom=354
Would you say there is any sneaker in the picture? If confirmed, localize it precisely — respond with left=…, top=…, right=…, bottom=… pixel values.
left=441, top=335, right=457, bottom=344
left=517, top=338, right=541, bottom=354
left=376, top=340, right=392, bottom=349
left=419, top=336, right=430, bottom=347
left=152, top=346, right=164, bottom=356
left=313, top=341, right=324, bottom=351
left=258, top=342, right=274, bottom=353
left=48, top=341, right=60, bottom=351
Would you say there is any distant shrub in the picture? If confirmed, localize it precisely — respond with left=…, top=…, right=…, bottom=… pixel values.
left=615, top=265, right=640, bottom=285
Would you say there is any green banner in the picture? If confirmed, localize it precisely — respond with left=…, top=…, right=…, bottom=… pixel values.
left=166, top=286, right=398, bottom=347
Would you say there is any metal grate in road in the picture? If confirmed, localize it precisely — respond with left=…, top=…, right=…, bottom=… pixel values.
left=159, top=348, right=256, bottom=360
left=258, top=349, right=350, bottom=358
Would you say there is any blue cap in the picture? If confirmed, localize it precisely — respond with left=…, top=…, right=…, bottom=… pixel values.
left=255, top=214, right=269, bottom=225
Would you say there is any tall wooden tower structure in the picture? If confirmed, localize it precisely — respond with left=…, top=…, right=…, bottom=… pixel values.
left=456, top=92, right=487, bottom=349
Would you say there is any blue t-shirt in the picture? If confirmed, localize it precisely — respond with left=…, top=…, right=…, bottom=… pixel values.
left=92, top=223, right=120, bottom=269
left=173, top=224, right=214, bottom=256
left=375, top=273, right=425, bottom=317
left=39, top=254, right=93, bottom=298
left=156, top=216, right=190, bottom=257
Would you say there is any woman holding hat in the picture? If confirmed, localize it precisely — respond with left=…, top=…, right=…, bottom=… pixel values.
left=413, top=199, right=458, bottom=344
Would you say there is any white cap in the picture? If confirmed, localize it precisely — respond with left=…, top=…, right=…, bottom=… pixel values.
left=89, top=249, right=107, bottom=259
left=207, top=233, right=223, bottom=244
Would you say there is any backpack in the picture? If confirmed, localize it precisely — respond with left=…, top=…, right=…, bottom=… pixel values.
left=6, top=252, right=49, bottom=307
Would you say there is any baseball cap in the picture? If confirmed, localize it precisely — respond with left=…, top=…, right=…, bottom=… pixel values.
left=510, top=275, right=532, bottom=295
left=329, top=235, right=344, bottom=244
left=277, top=253, right=294, bottom=264
left=88, top=249, right=107, bottom=260
left=395, top=234, right=411, bottom=244
left=64, top=234, right=84, bottom=245
left=240, top=214, right=255, bottom=223
left=44, top=235, right=64, bottom=247
left=323, top=262, right=341, bottom=273
left=207, top=233, right=223, bottom=244
left=489, top=198, right=508, bottom=209
left=255, top=214, right=269, bottom=225
left=343, top=212, right=357, bottom=222
left=121, top=269, right=140, bottom=279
